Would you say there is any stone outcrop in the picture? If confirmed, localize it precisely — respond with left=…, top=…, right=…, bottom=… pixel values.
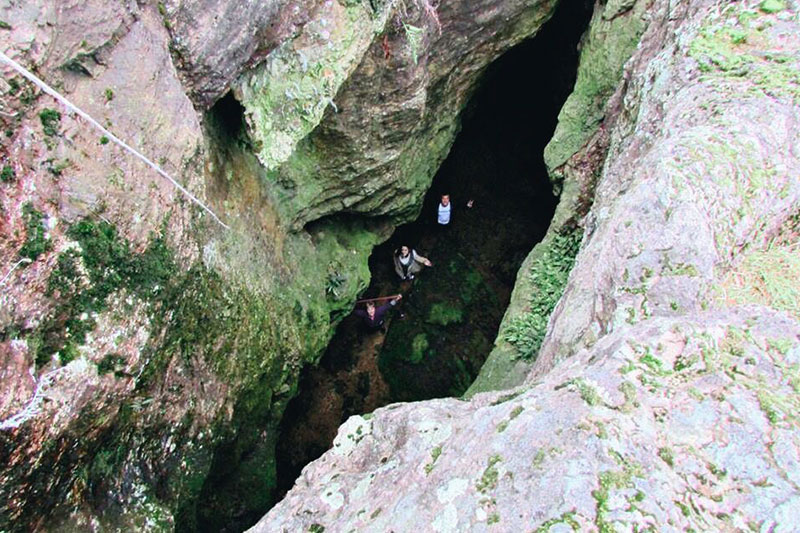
left=258, top=310, right=800, bottom=532
left=257, top=0, right=800, bottom=530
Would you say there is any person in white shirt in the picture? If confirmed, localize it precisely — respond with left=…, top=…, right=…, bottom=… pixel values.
left=393, top=246, right=433, bottom=280
left=437, top=194, right=473, bottom=226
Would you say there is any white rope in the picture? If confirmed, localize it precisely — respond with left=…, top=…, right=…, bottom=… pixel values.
left=0, top=257, right=31, bottom=286
left=0, top=360, right=86, bottom=431
left=0, top=51, right=229, bottom=229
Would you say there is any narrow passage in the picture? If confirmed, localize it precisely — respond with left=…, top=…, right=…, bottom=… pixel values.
left=275, top=0, right=593, bottom=501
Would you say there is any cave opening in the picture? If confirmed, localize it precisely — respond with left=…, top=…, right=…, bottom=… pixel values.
left=273, top=0, right=594, bottom=504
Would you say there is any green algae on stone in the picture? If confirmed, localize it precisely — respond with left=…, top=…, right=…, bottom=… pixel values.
left=543, top=0, right=650, bottom=176
left=689, top=3, right=800, bottom=103
left=238, top=0, right=390, bottom=172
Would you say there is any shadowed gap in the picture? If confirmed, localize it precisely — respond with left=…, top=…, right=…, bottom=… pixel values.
left=273, top=0, right=595, bottom=504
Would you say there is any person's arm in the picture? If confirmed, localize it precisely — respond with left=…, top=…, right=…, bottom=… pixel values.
left=414, top=253, right=433, bottom=267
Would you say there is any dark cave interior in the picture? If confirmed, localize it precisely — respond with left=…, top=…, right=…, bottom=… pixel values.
left=273, top=0, right=594, bottom=511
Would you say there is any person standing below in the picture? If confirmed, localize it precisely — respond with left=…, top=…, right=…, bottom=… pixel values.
left=436, top=194, right=473, bottom=227
left=353, top=295, right=402, bottom=331
left=393, top=246, right=432, bottom=281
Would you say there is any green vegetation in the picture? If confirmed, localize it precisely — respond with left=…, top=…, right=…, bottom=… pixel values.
left=39, top=108, right=62, bottom=136
left=97, top=352, right=126, bottom=376
left=689, top=4, right=800, bottom=103
left=402, top=23, right=424, bottom=64
left=33, top=219, right=175, bottom=368
left=423, top=445, right=442, bottom=474
left=104, top=88, right=115, bottom=101
left=18, top=203, right=50, bottom=261
left=658, top=446, right=675, bottom=467
left=503, top=230, right=581, bottom=359
left=476, top=455, right=502, bottom=493
left=534, top=511, right=580, bottom=532
left=1, top=165, right=16, bottom=183
left=759, top=0, right=785, bottom=13
left=410, top=333, right=429, bottom=364
left=592, top=461, right=644, bottom=533
left=714, top=240, right=800, bottom=320
left=0, top=20, right=11, bottom=30
left=544, top=0, right=649, bottom=174
left=100, top=136, right=110, bottom=145
left=427, top=302, right=463, bottom=326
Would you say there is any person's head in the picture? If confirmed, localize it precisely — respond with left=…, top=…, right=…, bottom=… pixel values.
left=399, top=245, right=410, bottom=257
left=366, top=302, right=376, bottom=318
left=440, top=194, right=450, bottom=206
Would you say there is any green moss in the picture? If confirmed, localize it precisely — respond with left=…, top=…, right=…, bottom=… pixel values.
left=689, top=5, right=800, bottom=103
left=32, top=219, right=175, bottom=368
left=97, top=352, right=126, bottom=375
left=534, top=511, right=580, bottom=532
left=759, top=0, right=785, bottom=13
left=404, top=333, right=427, bottom=364
left=424, top=445, right=442, bottom=474
left=39, top=108, right=62, bottom=136
left=1, top=165, right=15, bottom=182
left=100, top=136, right=110, bottom=145
left=476, top=455, right=502, bottom=494
left=427, top=302, right=463, bottom=326
left=19, top=203, right=50, bottom=261
left=502, top=230, right=581, bottom=359
left=544, top=0, right=650, bottom=174
left=566, top=378, right=601, bottom=406
left=592, top=461, right=644, bottom=532
left=487, top=512, right=500, bottom=525
left=658, top=446, right=675, bottom=467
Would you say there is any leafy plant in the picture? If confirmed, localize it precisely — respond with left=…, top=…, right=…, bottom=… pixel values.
left=18, top=203, right=50, bottom=261
left=325, top=267, right=347, bottom=300
left=503, top=230, right=581, bottom=359
left=402, top=22, right=424, bottom=64
left=1, top=165, right=15, bottom=183
left=39, top=108, right=62, bottom=136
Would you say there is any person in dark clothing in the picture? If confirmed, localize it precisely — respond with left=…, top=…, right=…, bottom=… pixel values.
left=353, top=295, right=402, bottom=331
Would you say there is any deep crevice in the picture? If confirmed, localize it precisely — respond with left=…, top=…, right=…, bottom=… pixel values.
left=274, top=0, right=594, bottom=503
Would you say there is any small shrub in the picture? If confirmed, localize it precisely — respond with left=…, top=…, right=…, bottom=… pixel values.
left=104, top=88, right=114, bottom=101
left=39, top=108, right=62, bottom=136
left=18, top=203, right=49, bottom=260
left=100, top=136, right=109, bottom=145
left=1, top=165, right=15, bottom=183
left=0, top=20, right=11, bottom=30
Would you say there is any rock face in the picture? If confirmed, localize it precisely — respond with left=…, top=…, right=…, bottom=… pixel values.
left=257, top=0, right=800, bottom=530
left=258, top=310, right=800, bottom=532
left=0, top=0, right=567, bottom=530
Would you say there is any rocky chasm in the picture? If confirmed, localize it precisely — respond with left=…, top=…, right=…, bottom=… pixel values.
left=1, top=0, right=800, bottom=532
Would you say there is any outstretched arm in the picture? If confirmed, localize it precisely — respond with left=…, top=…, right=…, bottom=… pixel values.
left=414, top=254, right=433, bottom=267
